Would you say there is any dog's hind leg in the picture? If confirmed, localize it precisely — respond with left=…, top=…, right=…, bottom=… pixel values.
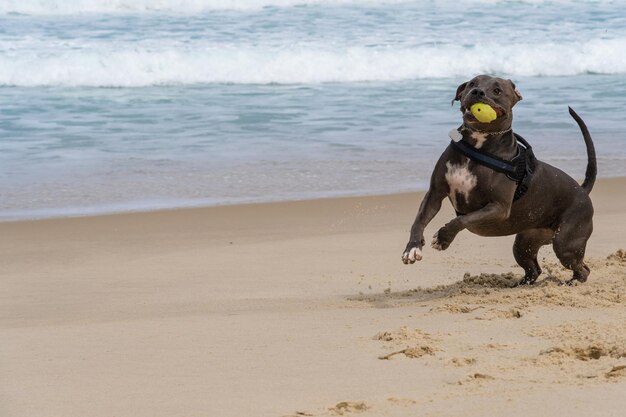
left=553, top=205, right=594, bottom=284
left=513, top=228, right=553, bottom=285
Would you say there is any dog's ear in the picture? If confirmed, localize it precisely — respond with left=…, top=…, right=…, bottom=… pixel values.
left=509, top=79, right=523, bottom=103
left=452, top=81, right=468, bottom=105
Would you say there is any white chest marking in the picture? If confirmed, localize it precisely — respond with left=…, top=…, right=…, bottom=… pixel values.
left=445, top=161, right=477, bottom=210
left=471, top=131, right=488, bottom=149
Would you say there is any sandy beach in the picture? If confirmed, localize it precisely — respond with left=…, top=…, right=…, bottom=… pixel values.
left=1, top=177, right=625, bottom=417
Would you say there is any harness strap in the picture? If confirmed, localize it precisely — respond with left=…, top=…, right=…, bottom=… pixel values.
left=449, top=133, right=536, bottom=202
left=450, top=140, right=518, bottom=176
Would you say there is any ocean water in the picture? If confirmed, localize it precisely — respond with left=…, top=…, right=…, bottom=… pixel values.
left=1, top=0, right=625, bottom=220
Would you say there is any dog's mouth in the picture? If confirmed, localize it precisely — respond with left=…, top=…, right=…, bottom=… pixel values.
left=461, top=98, right=507, bottom=123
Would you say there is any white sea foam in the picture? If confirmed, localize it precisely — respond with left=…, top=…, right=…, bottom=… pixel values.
left=0, top=0, right=615, bottom=15
left=1, top=38, right=625, bottom=86
left=0, top=0, right=410, bottom=15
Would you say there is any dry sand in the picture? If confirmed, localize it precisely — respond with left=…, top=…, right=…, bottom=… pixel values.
left=1, top=178, right=625, bottom=417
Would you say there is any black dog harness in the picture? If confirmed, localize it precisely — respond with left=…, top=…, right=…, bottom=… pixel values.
left=450, top=132, right=536, bottom=202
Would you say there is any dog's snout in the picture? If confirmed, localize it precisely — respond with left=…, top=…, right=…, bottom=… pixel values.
left=470, top=88, right=485, bottom=97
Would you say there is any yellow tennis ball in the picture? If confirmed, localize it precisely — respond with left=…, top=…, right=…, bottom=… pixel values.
left=470, top=103, right=497, bottom=123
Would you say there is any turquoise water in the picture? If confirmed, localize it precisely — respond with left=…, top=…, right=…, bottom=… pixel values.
left=1, top=0, right=625, bottom=219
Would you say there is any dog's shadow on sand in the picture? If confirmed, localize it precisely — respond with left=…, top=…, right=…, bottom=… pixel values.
left=349, top=272, right=564, bottom=309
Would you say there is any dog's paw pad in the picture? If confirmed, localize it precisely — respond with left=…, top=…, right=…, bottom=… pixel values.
left=431, top=236, right=444, bottom=251
left=431, top=229, right=452, bottom=251
left=402, top=247, right=422, bottom=264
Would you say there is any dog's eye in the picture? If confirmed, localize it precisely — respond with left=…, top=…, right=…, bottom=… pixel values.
left=494, top=88, right=502, bottom=95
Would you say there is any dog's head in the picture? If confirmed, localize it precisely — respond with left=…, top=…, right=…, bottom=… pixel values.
left=453, top=75, right=522, bottom=132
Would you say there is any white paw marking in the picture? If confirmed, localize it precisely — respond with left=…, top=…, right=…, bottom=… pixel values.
left=445, top=160, right=477, bottom=211
left=409, top=247, right=422, bottom=261
left=402, top=247, right=422, bottom=263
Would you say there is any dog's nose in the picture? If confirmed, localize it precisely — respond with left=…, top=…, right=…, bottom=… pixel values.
left=470, top=88, right=485, bottom=97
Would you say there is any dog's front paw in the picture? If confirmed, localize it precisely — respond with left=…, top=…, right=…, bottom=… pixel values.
left=402, top=246, right=423, bottom=264
left=431, top=227, right=454, bottom=251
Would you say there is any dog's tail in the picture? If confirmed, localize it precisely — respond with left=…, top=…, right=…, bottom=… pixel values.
left=568, top=107, right=596, bottom=194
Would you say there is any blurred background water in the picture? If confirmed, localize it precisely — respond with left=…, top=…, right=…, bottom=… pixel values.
left=1, top=0, right=625, bottom=219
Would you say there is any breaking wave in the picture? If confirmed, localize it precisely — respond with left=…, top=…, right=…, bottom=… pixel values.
left=1, top=38, right=625, bottom=87
left=0, top=0, right=615, bottom=15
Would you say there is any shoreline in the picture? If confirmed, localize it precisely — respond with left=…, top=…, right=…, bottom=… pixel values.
left=2, top=177, right=625, bottom=417
left=0, top=187, right=419, bottom=223
left=2, top=174, right=625, bottom=223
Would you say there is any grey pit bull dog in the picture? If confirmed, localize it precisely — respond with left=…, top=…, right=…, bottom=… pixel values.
left=402, top=74, right=596, bottom=286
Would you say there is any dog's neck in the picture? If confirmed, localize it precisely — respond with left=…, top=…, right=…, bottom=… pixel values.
left=460, top=125, right=517, bottom=158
